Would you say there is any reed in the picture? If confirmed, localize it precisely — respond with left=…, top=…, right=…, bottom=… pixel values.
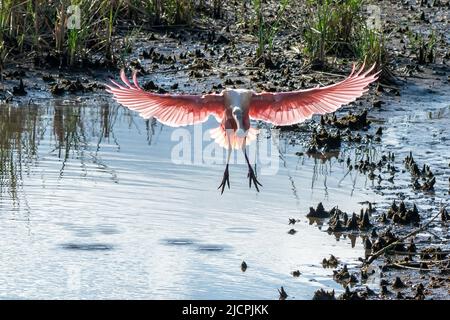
left=0, top=1, right=391, bottom=71
left=354, top=25, right=387, bottom=68
left=302, top=0, right=388, bottom=69
left=0, top=0, right=201, bottom=69
left=253, top=0, right=290, bottom=59
left=407, top=30, right=437, bottom=65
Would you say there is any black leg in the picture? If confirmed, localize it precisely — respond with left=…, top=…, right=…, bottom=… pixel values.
left=244, top=148, right=262, bottom=192
left=218, top=164, right=230, bottom=194
left=218, top=135, right=232, bottom=194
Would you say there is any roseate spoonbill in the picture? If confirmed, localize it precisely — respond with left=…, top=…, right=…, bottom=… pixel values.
left=106, top=62, right=379, bottom=194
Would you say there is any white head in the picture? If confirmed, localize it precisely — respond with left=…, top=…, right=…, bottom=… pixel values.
left=232, top=107, right=246, bottom=138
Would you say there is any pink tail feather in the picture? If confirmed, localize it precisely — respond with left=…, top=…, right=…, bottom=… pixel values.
left=210, top=126, right=259, bottom=150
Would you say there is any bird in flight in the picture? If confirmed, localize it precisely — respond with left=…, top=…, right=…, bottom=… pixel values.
left=107, top=62, right=379, bottom=194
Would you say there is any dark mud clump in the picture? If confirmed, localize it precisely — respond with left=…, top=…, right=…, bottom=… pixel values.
left=333, top=265, right=358, bottom=285
left=339, top=286, right=366, bottom=300
left=50, top=78, right=103, bottom=95
left=306, top=202, right=330, bottom=218
left=323, top=110, right=371, bottom=130
left=359, top=209, right=373, bottom=229
left=392, top=276, right=407, bottom=289
left=291, top=270, right=301, bottom=277
left=346, top=213, right=360, bottom=230
left=386, top=200, right=421, bottom=225
left=371, top=229, right=405, bottom=253
left=327, top=207, right=348, bottom=232
left=12, top=79, right=27, bottom=96
left=414, top=283, right=426, bottom=300
left=312, top=289, right=336, bottom=300
left=322, top=254, right=339, bottom=268
left=241, top=261, right=247, bottom=272
left=363, top=237, right=373, bottom=250
left=306, top=127, right=341, bottom=154
left=380, top=285, right=391, bottom=297
left=420, top=247, right=447, bottom=261
left=440, top=207, right=449, bottom=222
left=404, top=152, right=436, bottom=192
left=327, top=207, right=373, bottom=232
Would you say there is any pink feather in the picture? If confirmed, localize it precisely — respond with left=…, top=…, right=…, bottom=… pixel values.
left=249, top=63, right=379, bottom=126
left=106, top=70, right=225, bottom=127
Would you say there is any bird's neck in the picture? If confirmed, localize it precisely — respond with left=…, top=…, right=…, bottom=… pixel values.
left=223, top=89, right=253, bottom=112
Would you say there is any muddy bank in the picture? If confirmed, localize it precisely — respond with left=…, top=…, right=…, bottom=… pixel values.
left=2, top=1, right=449, bottom=102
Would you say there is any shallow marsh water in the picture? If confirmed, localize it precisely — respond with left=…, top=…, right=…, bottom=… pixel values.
left=0, top=79, right=448, bottom=299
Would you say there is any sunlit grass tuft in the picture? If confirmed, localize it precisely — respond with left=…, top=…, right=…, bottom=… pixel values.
left=302, top=0, right=388, bottom=70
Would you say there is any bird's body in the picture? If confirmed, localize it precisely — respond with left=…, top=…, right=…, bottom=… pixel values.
left=223, top=88, right=252, bottom=133
left=107, top=62, right=379, bottom=193
left=214, top=89, right=257, bottom=149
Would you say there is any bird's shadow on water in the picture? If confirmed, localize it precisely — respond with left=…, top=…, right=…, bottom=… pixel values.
left=59, top=243, right=115, bottom=251
left=196, top=244, right=231, bottom=252
left=161, top=238, right=231, bottom=253
left=160, top=232, right=248, bottom=254
left=225, top=227, right=257, bottom=234
left=56, top=223, right=122, bottom=251
left=162, top=238, right=195, bottom=246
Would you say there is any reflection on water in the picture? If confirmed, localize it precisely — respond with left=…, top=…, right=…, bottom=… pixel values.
left=0, top=86, right=448, bottom=298
left=0, top=102, right=122, bottom=204
left=0, top=104, right=39, bottom=201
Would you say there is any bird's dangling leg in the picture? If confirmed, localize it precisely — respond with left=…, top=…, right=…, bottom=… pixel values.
left=218, top=133, right=232, bottom=194
left=242, top=138, right=262, bottom=192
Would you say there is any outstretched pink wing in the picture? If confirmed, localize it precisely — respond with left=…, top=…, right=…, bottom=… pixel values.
left=106, top=70, right=225, bottom=127
left=249, top=63, right=379, bottom=126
